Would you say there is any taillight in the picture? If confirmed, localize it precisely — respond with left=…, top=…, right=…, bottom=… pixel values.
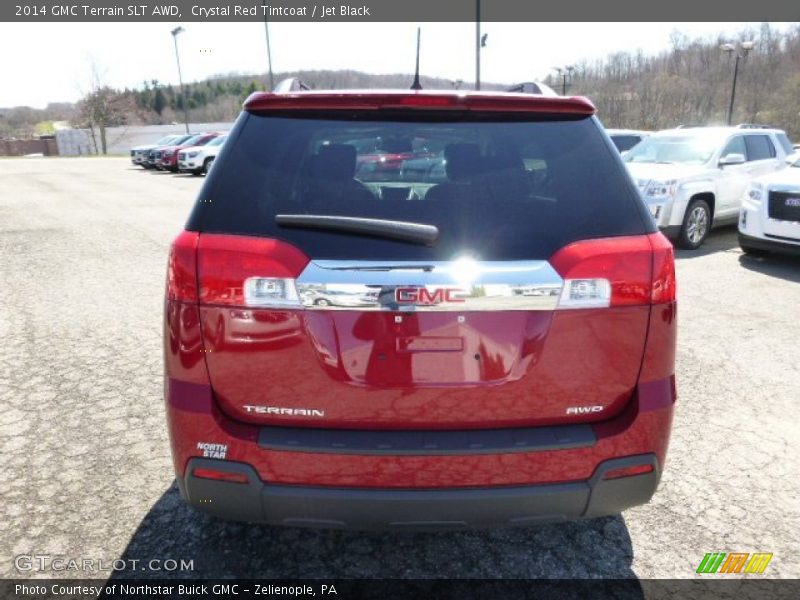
left=166, top=231, right=199, bottom=302
left=649, top=232, right=676, bottom=303
left=192, top=467, right=249, bottom=484
left=196, top=234, right=310, bottom=307
left=602, top=463, right=654, bottom=480
left=549, top=233, right=675, bottom=308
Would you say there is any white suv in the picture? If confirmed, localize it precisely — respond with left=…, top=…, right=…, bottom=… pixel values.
left=739, top=152, right=800, bottom=256
left=624, top=126, right=793, bottom=248
left=177, top=134, right=227, bottom=176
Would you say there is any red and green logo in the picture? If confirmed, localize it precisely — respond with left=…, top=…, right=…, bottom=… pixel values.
left=696, top=552, right=773, bottom=574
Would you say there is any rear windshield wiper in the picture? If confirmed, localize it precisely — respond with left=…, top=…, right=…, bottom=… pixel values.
left=275, top=214, right=439, bottom=246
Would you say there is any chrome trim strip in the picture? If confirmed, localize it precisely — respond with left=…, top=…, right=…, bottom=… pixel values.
left=294, top=260, right=563, bottom=311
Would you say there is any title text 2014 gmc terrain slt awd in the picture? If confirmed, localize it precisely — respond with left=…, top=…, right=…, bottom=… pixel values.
left=164, top=88, right=677, bottom=529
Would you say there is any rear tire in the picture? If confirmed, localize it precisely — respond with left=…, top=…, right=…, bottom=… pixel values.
left=677, top=199, right=711, bottom=250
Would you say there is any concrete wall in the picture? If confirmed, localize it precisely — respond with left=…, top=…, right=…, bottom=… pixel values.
left=101, top=123, right=233, bottom=154
left=55, top=129, right=93, bottom=156
left=5, top=123, right=235, bottom=157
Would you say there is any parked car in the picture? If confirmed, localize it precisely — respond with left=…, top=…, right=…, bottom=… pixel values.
left=156, top=133, right=221, bottom=172
left=624, top=126, right=793, bottom=249
left=299, top=288, right=379, bottom=307
left=178, top=134, right=227, bottom=176
left=739, top=152, right=800, bottom=256
left=606, top=129, right=650, bottom=153
left=164, top=87, right=677, bottom=529
left=131, top=134, right=191, bottom=168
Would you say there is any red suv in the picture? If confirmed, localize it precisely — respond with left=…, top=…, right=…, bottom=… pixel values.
left=156, top=132, right=220, bottom=172
left=164, top=88, right=677, bottom=529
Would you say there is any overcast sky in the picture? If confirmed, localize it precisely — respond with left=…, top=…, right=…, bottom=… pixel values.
left=0, top=21, right=791, bottom=108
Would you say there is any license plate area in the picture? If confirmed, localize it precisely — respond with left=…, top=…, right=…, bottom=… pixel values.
left=397, top=336, right=464, bottom=353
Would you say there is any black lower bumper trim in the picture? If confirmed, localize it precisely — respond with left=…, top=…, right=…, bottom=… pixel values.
left=258, top=423, right=595, bottom=455
left=182, top=454, right=659, bottom=530
left=739, top=232, right=800, bottom=257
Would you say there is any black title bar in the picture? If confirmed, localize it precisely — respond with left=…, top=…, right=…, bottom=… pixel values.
left=4, top=579, right=800, bottom=600
left=3, top=0, right=800, bottom=22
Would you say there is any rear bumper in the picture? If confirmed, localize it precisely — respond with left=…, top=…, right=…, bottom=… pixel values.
left=179, top=454, right=659, bottom=530
left=739, top=232, right=800, bottom=257
left=165, top=374, right=675, bottom=529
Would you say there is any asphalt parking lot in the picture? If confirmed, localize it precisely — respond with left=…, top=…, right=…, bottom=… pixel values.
left=1, top=157, right=798, bottom=579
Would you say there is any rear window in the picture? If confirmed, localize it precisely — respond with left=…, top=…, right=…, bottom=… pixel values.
left=189, top=112, right=652, bottom=260
left=610, top=135, right=642, bottom=152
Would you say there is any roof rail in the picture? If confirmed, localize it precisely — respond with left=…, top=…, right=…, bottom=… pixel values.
left=736, top=123, right=777, bottom=129
left=507, top=81, right=558, bottom=97
left=273, top=77, right=312, bottom=93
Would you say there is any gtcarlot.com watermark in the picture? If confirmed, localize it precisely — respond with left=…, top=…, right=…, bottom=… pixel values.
left=15, top=554, right=194, bottom=573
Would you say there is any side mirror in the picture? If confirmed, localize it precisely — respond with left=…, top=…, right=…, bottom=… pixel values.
left=620, top=150, right=629, bottom=158
left=785, top=152, right=800, bottom=165
left=719, top=153, right=745, bottom=166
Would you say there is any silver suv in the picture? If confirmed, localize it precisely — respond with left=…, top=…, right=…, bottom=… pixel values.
left=624, top=126, right=793, bottom=248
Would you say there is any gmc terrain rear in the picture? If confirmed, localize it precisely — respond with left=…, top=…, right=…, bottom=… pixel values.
left=164, top=88, right=677, bottom=529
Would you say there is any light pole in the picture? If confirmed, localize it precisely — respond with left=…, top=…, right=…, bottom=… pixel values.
left=553, top=65, right=575, bottom=95
left=262, top=1, right=274, bottom=91
left=475, top=0, right=481, bottom=90
left=170, top=26, right=190, bottom=134
left=721, top=41, right=754, bottom=126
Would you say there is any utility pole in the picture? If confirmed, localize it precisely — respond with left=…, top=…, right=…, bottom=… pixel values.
left=170, top=26, right=189, bottom=134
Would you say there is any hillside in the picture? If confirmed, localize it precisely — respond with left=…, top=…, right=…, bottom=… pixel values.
left=127, top=70, right=507, bottom=125
left=558, top=23, right=800, bottom=137
left=2, top=23, right=799, bottom=139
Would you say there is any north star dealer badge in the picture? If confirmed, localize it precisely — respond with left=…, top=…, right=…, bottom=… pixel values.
left=197, top=442, right=227, bottom=459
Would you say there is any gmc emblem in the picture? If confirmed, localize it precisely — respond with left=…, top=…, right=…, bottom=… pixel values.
left=395, top=287, right=465, bottom=305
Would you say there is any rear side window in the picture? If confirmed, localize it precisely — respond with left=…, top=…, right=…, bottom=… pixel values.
left=745, top=135, right=776, bottom=161
left=775, top=133, right=793, bottom=155
left=190, top=112, right=652, bottom=261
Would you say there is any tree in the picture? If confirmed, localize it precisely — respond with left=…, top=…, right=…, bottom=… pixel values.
left=153, top=88, right=166, bottom=116
left=74, top=86, right=132, bottom=154
left=72, top=64, right=134, bottom=154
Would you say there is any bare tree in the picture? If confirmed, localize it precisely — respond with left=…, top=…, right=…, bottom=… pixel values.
left=573, top=24, right=800, bottom=137
left=72, top=63, right=134, bottom=154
